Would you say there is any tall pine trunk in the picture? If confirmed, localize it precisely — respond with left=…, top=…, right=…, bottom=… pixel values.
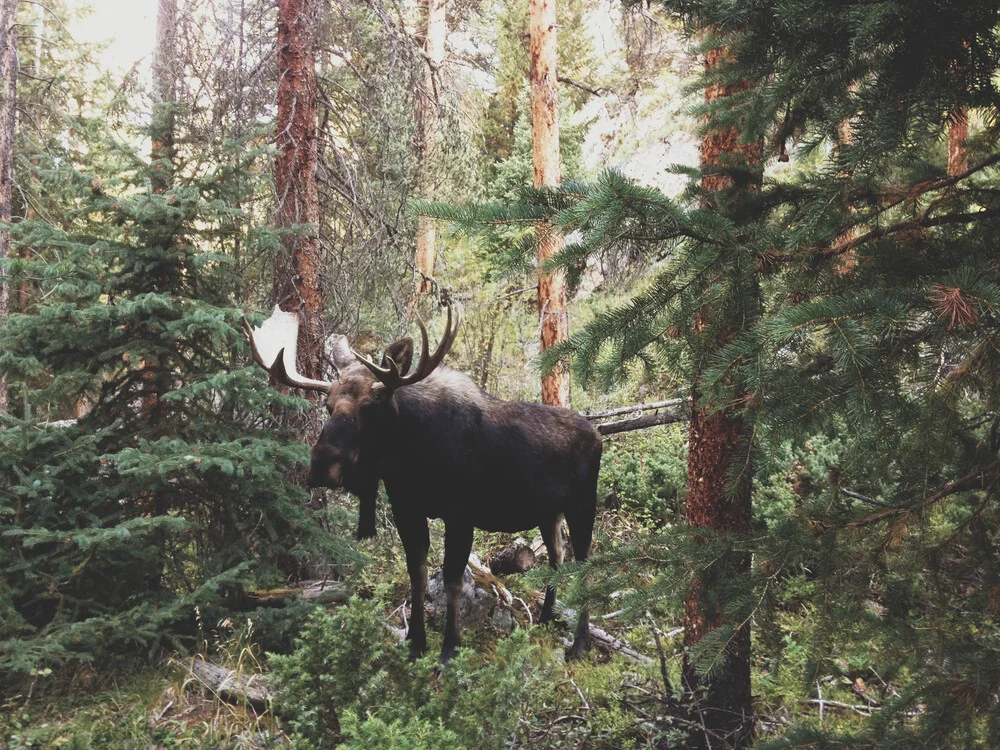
left=529, top=0, right=570, bottom=408
left=682, top=43, right=760, bottom=748
left=0, top=0, right=16, bottom=418
left=413, top=0, right=446, bottom=299
left=143, top=0, right=179, bottom=429
left=274, top=0, right=323, bottom=392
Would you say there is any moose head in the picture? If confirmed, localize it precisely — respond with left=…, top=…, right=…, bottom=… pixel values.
left=242, top=303, right=461, bottom=519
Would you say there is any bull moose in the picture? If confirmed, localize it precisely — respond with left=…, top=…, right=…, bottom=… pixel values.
left=243, top=302, right=602, bottom=662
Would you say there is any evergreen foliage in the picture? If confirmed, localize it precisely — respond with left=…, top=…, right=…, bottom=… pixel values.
left=0, top=100, right=350, bottom=685
left=427, top=1, right=1000, bottom=744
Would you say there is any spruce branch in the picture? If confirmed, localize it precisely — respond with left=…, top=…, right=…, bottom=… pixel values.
left=824, top=207, right=1000, bottom=259
left=870, top=151, right=1000, bottom=213
left=814, top=459, right=1000, bottom=530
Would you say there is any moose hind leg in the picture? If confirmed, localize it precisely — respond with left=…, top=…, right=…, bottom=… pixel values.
left=539, top=516, right=564, bottom=624
left=565, top=506, right=595, bottom=660
left=440, top=523, right=474, bottom=664
left=396, top=515, right=430, bottom=660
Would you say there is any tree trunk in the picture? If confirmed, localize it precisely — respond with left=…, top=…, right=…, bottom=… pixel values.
left=151, top=0, right=178, bottom=194
left=413, top=0, right=446, bottom=299
left=273, top=0, right=323, bottom=391
left=948, top=107, right=968, bottom=177
left=143, top=0, right=179, bottom=428
left=530, top=0, right=570, bottom=408
left=0, top=0, right=17, bottom=418
left=682, top=43, right=760, bottom=748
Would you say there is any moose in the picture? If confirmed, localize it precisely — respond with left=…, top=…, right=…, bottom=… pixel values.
left=243, top=302, right=602, bottom=663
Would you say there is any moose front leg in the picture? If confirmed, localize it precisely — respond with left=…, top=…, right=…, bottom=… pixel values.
left=355, top=490, right=377, bottom=540
left=440, top=523, right=474, bottom=664
left=395, top=513, right=430, bottom=660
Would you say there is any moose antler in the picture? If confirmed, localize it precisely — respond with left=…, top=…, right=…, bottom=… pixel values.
left=354, top=302, right=461, bottom=391
left=242, top=306, right=332, bottom=393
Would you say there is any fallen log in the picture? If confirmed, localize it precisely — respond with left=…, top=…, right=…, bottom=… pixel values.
left=245, top=580, right=351, bottom=607
left=486, top=539, right=538, bottom=574
left=595, top=408, right=688, bottom=436
left=188, top=657, right=271, bottom=710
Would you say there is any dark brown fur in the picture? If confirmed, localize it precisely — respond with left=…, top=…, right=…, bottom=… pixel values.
left=307, top=338, right=602, bottom=662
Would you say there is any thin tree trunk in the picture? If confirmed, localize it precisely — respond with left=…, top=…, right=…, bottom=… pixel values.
left=682, top=43, right=760, bottom=748
left=17, top=5, right=40, bottom=313
left=143, top=0, right=179, bottom=428
left=948, top=108, right=968, bottom=177
left=151, top=0, right=178, bottom=194
left=413, top=0, right=446, bottom=299
left=530, top=0, right=570, bottom=408
left=0, top=0, right=17, bottom=418
left=273, top=0, right=323, bottom=391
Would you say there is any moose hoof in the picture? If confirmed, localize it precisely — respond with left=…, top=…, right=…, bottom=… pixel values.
left=566, top=637, right=588, bottom=662
left=355, top=524, right=377, bottom=541
left=438, top=644, right=459, bottom=666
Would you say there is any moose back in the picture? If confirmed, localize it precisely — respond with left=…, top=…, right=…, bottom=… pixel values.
left=244, top=303, right=601, bottom=662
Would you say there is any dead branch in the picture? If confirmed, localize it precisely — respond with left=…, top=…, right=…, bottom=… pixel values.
left=557, top=75, right=608, bottom=97
left=825, top=207, right=1000, bottom=258
left=840, top=488, right=891, bottom=508
left=814, top=459, right=1000, bottom=530
left=583, top=398, right=687, bottom=420
left=555, top=603, right=652, bottom=663
left=595, top=408, right=689, bottom=435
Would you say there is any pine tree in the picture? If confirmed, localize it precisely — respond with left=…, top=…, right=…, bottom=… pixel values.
left=0, top=0, right=15, bottom=416
left=274, top=0, right=323, bottom=397
left=679, top=36, right=761, bottom=748
left=424, top=1, right=1000, bottom=746
left=0, top=55, right=349, bottom=686
left=412, top=0, right=447, bottom=301
left=530, top=0, right=571, bottom=408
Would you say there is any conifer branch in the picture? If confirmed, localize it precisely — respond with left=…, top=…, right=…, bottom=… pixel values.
left=825, top=208, right=1000, bottom=259
left=871, top=152, right=1000, bottom=213
left=557, top=76, right=607, bottom=97
left=816, top=459, right=1000, bottom=530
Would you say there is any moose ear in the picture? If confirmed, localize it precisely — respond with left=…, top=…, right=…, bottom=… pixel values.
left=382, top=337, right=414, bottom=375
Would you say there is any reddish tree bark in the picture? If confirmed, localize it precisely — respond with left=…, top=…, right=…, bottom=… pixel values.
left=682, top=43, right=760, bottom=748
left=136, top=0, right=181, bottom=429
left=413, top=0, right=446, bottom=299
left=530, top=0, right=570, bottom=408
left=0, top=0, right=17, bottom=418
left=948, top=108, right=969, bottom=177
left=273, top=0, right=323, bottom=386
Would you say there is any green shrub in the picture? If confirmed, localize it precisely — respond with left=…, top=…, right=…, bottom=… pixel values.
left=269, top=600, right=556, bottom=749
left=599, top=426, right=687, bottom=528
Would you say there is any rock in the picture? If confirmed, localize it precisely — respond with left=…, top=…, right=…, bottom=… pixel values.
left=425, top=553, right=520, bottom=635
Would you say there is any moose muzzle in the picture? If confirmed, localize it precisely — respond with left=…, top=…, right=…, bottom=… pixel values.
left=306, top=443, right=343, bottom=489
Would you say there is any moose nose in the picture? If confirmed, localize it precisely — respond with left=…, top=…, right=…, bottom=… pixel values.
left=306, top=463, right=341, bottom=490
